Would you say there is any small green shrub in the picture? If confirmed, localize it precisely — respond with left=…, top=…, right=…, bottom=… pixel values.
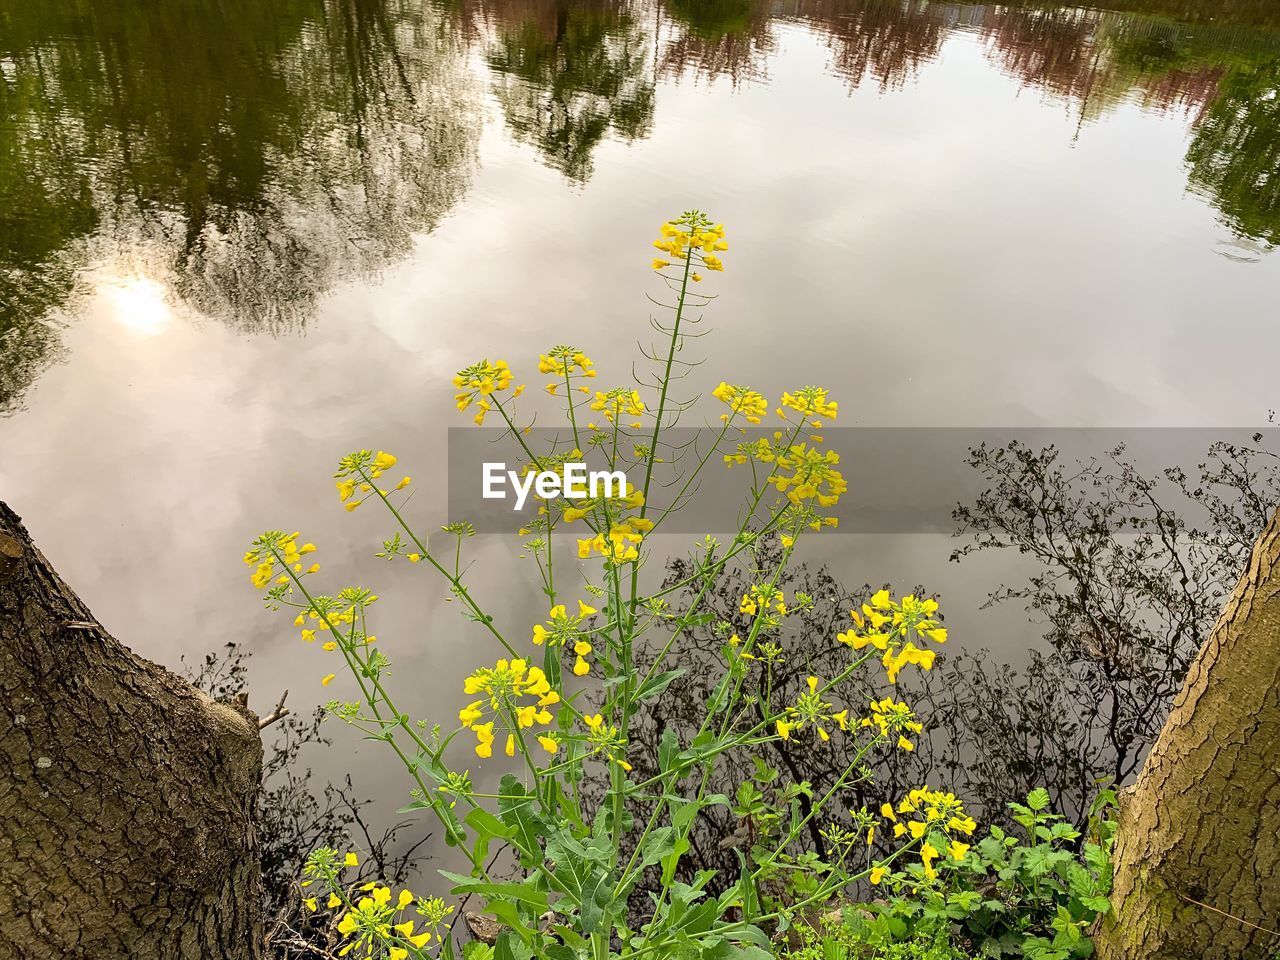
left=840, top=788, right=1117, bottom=959
left=781, top=914, right=964, bottom=960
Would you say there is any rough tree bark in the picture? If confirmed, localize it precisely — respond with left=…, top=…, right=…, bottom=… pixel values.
left=0, top=502, right=264, bottom=959
left=1096, top=506, right=1280, bottom=958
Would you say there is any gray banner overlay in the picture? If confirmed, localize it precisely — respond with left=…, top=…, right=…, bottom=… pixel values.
left=447, top=427, right=1279, bottom=534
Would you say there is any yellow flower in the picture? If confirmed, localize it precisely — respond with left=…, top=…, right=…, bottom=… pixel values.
left=711, top=382, right=767, bottom=425
left=949, top=840, right=970, bottom=861
left=869, top=866, right=887, bottom=885
left=251, top=563, right=274, bottom=589
left=328, top=892, right=342, bottom=908
left=920, top=841, right=939, bottom=879
left=776, top=720, right=792, bottom=740
left=397, top=890, right=414, bottom=909
left=303, top=896, right=317, bottom=912
left=843, top=592, right=948, bottom=683
left=336, top=480, right=356, bottom=502
left=538, top=734, right=558, bottom=755
left=321, top=673, right=336, bottom=687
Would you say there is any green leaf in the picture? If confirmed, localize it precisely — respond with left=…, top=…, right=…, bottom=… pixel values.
left=439, top=871, right=551, bottom=912
left=639, top=826, right=678, bottom=869
left=637, top=669, right=686, bottom=702
left=659, top=727, right=682, bottom=776
left=498, top=774, right=547, bottom=867
left=466, top=807, right=516, bottom=841
left=545, top=833, right=615, bottom=935
left=494, top=931, right=534, bottom=960
left=701, top=943, right=773, bottom=960
left=1026, top=787, right=1052, bottom=811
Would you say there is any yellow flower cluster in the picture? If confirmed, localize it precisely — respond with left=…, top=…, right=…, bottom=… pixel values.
left=334, top=451, right=409, bottom=512
left=739, top=584, right=787, bottom=617
left=563, top=480, right=645, bottom=522
left=879, top=788, right=976, bottom=880
left=583, top=713, right=632, bottom=772
left=711, top=381, right=767, bottom=425
left=590, top=387, right=646, bottom=427
left=335, top=884, right=431, bottom=958
left=454, top=359, right=524, bottom=425
left=459, top=659, right=560, bottom=758
left=243, top=531, right=318, bottom=589
left=779, top=386, right=838, bottom=424
left=532, top=600, right=598, bottom=676
left=837, top=590, right=948, bottom=683
left=539, top=345, right=597, bottom=379
left=299, top=589, right=381, bottom=686
left=768, top=443, right=847, bottom=509
left=577, top=516, right=652, bottom=565
left=862, top=697, right=925, bottom=752
left=301, top=849, right=453, bottom=959
left=775, top=676, right=849, bottom=742
left=557, top=476, right=652, bottom=564
left=651, top=213, right=727, bottom=276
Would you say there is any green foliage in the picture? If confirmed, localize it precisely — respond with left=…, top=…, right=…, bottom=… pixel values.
left=843, top=790, right=1117, bottom=960
left=780, top=914, right=965, bottom=960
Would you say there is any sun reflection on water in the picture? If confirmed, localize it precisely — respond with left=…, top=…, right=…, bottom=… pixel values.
left=101, top=276, right=173, bottom=338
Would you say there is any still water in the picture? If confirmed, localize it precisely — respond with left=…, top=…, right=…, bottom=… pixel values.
left=2, top=0, right=1279, bottom=847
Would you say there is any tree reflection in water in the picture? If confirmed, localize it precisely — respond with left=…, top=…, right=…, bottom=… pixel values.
left=2, top=0, right=1279, bottom=411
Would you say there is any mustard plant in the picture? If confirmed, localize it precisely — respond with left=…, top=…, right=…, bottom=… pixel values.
left=245, top=211, right=968, bottom=960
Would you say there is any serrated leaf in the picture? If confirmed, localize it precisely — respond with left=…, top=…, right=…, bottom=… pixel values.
left=1026, top=787, right=1052, bottom=811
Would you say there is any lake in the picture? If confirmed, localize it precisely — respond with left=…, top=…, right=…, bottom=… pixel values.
left=2, top=0, right=1279, bottom=861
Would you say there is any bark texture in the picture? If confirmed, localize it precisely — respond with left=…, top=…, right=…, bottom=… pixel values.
left=0, top=502, right=263, bottom=959
left=1096, top=507, right=1280, bottom=959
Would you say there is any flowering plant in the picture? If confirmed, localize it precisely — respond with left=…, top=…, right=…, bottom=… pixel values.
left=245, top=211, right=964, bottom=960
left=840, top=789, right=1116, bottom=960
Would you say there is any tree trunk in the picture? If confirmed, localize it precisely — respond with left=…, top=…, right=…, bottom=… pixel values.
left=1096, top=507, right=1280, bottom=958
left=0, top=502, right=264, bottom=959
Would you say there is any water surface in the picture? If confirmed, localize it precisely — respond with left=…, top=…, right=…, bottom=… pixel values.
left=2, top=0, right=1279, bottom=846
